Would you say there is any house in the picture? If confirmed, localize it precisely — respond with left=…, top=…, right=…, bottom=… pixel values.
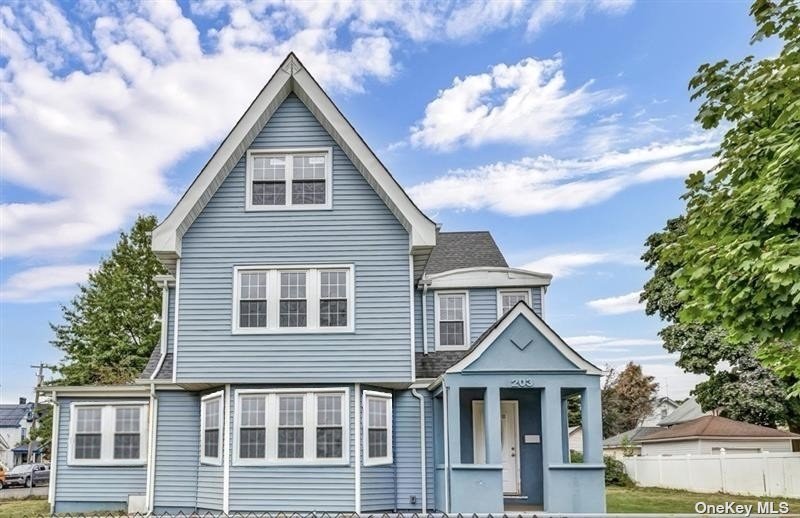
left=639, top=397, right=680, bottom=427
left=603, top=427, right=661, bottom=458
left=568, top=426, right=583, bottom=453
left=638, top=415, right=799, bottom=456
left=0, top=399, right=34, bottom=470
left=43, top=53, right=605, bottom=516
left=657, top=397, right=709, bottom=427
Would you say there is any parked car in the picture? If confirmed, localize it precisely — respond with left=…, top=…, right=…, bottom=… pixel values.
left=2, top=463, right=49, bottom=488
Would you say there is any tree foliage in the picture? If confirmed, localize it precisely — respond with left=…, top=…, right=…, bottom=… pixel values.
left=642, top=217, right=799, bottom=430
left=51, top=215, right=165, bottom=385
left=601, top=363, right=658, bottom=438
left=666, top=0, right=800, bottom=392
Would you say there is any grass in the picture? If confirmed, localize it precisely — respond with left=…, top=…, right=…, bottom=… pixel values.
left=607, top=486, right=800, bottom=513
left=3, top=488, right=800, bottom=516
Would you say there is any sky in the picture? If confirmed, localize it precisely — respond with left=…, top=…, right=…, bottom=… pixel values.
left=0, top=0, right=776, bottom=403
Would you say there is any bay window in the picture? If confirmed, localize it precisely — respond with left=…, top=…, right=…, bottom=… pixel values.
left=233, top=265, right=353, bottom=333
left=234, top=389, right=348, bottom=465
left=246, top=148, right=332, bottom=210
left=69, top=403, right=147, bottom=465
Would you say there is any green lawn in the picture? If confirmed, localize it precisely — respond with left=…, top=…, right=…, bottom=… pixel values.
left=3, top=489, right=800, bottom=516
left=607, top=486, right=800, bottom=514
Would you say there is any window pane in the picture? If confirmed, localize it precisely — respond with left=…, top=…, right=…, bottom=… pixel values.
left=252, top=181, right=286, bottom=205
left=279, top=300, right=307, bottom=327
left=204, top=398, right=220, bottom=429
left=316, top=428, right=343, bottom=458
left=279, top=396, right=304, bottom=426
left=113, top=433, right=140, bottom=459
left=76, top=407, right=102, bottom=433
left=115, top=407, right=140, bottom=433
left=320, top=271, right=347, bottom=298
left=368, top=429, right=388, bottom=458
left=278, top=428, right=304, bottom=458
left=317, top=395, right=342, bottom=426
left=368, top=398, right=387, bottom=428
left=501, top=291, right=528, bottom=313
left=240, top=300, right=267, bottom=328
left=439, top=321, right=465, bottom=346
left=439, top=294, right=464, bottom=321
left=204, top=430, right=219, bottom=458
left=240, top=396, right=266, bottom=427
left=239, top=428, right=265, bottom=459
left=280, top=272, right=306, bottom=298
left=253, top=156, right=286, bottom=180
left=240, top=272, right=267, bottom=300
left=292, top=155, right=326, bottom=180
left=291, top=180, right=325, bottom=205
left=74, top=434, right=101, bottom=459
left=320, top=300, right=347, bottom=327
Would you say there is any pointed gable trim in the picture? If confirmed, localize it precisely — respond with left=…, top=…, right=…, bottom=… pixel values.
left=152, top=53, right=437, bottom=266
left=446, top=301, right=602, bottom=375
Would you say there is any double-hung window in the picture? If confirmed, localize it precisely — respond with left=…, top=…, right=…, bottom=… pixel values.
left=234, top=389, right=348, bottom=465
left=363, top=391, right=392, bottom=466
left=435, top=291, right=468, bottom=350
left=497, top=289, right=530, bottom=317
left=201, top=392, right=224, bottom=464
left=246, top=148, right=332, bottom=210
left=69, top=403, right=147, bottom=465
left=233, top=265, right=353, bottom=333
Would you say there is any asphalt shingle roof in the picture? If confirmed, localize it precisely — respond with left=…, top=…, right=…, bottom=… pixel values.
left=641, top=415, right=799, bottom=442
left=424, top=231, right=508, bottom=275
left=0, top=404, right=31, bottom=427
left=603, top=426, right=662, bottom=447
left=657, top=397, right=706, bottom=426
left=139, top=348, right=172, bottom=380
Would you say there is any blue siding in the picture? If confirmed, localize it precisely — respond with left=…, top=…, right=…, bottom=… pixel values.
left=176, top=94, right=412, bottom=383
left=228, top=384, right=356, bottom=512
left=153, top=390, right=199, bottom=510
left=54, top=398, right=147, bottom=513
left=394, top=389, right=434, bottom=511
left=469, top=289, right=496, bottom=342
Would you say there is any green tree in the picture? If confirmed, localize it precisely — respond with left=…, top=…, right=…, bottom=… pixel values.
left=667, top=0, right=800, bottom=392
left=601, top=363, right=659, bottom=438
left=51, top=215, right=165, bottom=385
left=642, top=217, right=799, bottom=430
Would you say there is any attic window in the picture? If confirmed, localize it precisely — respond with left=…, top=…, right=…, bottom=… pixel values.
left=246, top=148, right=332, bottom=210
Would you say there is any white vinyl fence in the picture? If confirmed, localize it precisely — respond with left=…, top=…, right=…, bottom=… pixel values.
left=622, top=452, right=800, bottom=498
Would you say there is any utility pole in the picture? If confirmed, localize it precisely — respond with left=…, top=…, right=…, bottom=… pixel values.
left=26, top=363, right=55, bottom=465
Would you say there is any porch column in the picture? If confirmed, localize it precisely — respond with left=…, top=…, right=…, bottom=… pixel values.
left=542, top=387, right=564, bottom=465
left=446, top=385, right=461, bottom=466
left=561, top=395, right=570, bottom=462
left=581, top=386, right=603, bottom=463
left=483, top=386, right=502, bottom=465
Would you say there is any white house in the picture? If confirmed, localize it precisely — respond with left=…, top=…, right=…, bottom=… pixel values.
left=0, top=399, right=34, bottom=470
left=639, top=397, right=679, bottom=427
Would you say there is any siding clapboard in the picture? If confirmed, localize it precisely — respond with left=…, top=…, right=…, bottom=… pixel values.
left=176, top=94, right=411, bottom=383
left=54, top=398, right=147, bottom=510
left=394, top=389, right=434, bottom=510
left=153, top=390, right=199, bottom=510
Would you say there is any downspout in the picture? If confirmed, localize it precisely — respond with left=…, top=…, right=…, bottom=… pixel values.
left=411, top=389, right=427, bottom=513
left=146, top=383, right=159, bottom=514
left=421, top=281, right=429, bottom=355
left=442, top=386, right=450, bottom=513
left=354, top=383, right=362, bottom=513
left=47, top=391, right=59, bottom=515
left=150, top=278, right=170, bottom=380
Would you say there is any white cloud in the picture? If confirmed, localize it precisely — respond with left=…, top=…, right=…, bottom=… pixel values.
left=0, top=264, right=93, bottom=302
left=518, top=252, right=636, bottom=278
left=587, top=291, right=644, bottom=315
left=409, top=55, right=621, bottom=150
left=407, top=135, right=717, bottom=215
left=566, top=335, right=662, bottom=350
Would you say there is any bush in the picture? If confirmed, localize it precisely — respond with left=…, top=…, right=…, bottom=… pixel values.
left=604, top=455, right=634, bottom=487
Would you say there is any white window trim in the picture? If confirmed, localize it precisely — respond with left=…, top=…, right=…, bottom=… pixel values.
left=200, top=390, right=224, bottom=466
left=434, top=290, right=470, bottom=351
left=232, top=264, right=354, bottom=334
left=245, top=147, right=333, bottom=211
left=68, top=401, right=148, bottom=467
left=232, top=387, right=350, bottom=466
left=496, top=288, right=531, bottom=318
left=363, top=390, right=393, bottom=466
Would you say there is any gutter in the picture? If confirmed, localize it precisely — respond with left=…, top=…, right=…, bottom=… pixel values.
left=420, top=281, right=430, bottom=355
left=47, top=391, right=59, bottom=515
left=145, top=383, right=159, bottom=515
left=411, top=389, right=427, bottom=513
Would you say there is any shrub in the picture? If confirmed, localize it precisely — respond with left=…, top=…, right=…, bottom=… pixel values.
left=604, top=455, right=634, bottom=487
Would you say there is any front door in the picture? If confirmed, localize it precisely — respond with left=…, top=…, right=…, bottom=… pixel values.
left=473, top=400, right=521, bottom=494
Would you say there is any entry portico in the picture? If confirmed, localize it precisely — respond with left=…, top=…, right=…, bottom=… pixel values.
left=430, top=303, right=606, bottom=514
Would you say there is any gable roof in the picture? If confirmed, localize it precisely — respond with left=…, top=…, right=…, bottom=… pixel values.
left=641, top=415, right=799, bottom=442
left=446, top=301, right=601, bottom=375
left=658, top=397, right=707, bottom=426
left=152, top=53, right=437, bottom=268
left=603, top=426, right=662, bottom=447
left=0, top=404, right=30, bottom=427
left=424, top=232, right=508, bottom=275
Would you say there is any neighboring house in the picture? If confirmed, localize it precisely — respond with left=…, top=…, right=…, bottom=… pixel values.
left=12, top=442, right=44, bottom=466
left=0, top=399, right=34, bottom=470
left=603, top=427, right=661, bottom=458
left=43, top=54, right=606, bottom=516
left=638, top=416, right=799, bottom=456
left=568, top=426, right=583, bottom=453
left=639, top=397, right=680, bottom=427
left=657, top=397, right=709, bottom=427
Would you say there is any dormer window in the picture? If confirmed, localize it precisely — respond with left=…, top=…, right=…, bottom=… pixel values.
left=246, top=148, right=332, bottom=210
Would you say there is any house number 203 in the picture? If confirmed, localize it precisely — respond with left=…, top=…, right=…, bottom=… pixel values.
left=509, top=378, right=534, bottom=387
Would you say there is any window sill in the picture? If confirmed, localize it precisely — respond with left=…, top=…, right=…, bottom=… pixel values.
left=245, top=204, right=333, bottom=212
left=363, top=458, right=393, bottom=467
left=67, top=460, right=146, bottom=467
left=200, top=459, right=223, bottom=467
left=232, top=459, right=350, bottom=467
left=231, top=327, right=355, bottom=335
left=437, top=345, right=470, bottom=352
